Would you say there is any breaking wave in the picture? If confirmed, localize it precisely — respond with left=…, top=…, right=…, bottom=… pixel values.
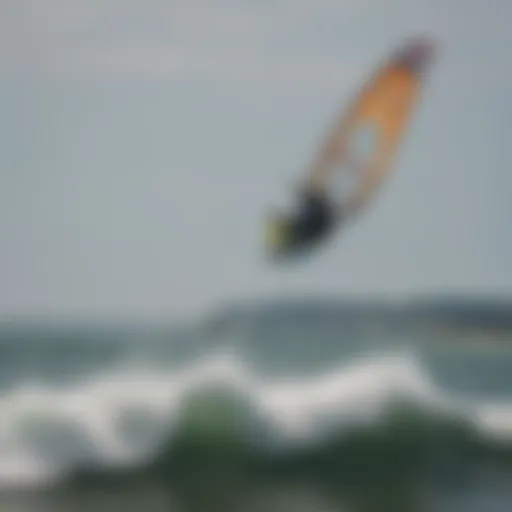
left=1, top=348, right=512, bottom=490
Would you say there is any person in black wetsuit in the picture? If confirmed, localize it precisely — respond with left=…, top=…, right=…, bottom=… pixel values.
left=265, top=187, right=339, bottom=257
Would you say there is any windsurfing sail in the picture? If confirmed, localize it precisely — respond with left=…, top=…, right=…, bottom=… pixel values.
left=305, top=37, right=436, bottom=218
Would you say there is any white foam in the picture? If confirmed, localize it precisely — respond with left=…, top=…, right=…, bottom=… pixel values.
left=257, top=351, right=445, bottom=439
left=0, top=444, right=59, bottom=489
left=0, top=348, right=511, bottom=489
left=471, top=403, right=512, bottom=441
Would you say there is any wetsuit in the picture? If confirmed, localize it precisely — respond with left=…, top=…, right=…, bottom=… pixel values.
left=287, top=189, right=338, bottom=251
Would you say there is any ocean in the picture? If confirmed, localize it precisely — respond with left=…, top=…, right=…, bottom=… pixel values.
left=1, top=297, right=512, bottom=511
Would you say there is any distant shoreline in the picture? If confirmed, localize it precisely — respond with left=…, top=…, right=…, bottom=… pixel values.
left=202, top=295, right=512, bottom=342
left=2, top=294, right=512, bottom=341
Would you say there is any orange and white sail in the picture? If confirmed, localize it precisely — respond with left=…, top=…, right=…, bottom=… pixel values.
left=306, top=37, right=436, bottom=217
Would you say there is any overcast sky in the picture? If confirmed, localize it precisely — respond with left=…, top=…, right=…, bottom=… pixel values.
left=1, top=0, right=510, bottom=319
